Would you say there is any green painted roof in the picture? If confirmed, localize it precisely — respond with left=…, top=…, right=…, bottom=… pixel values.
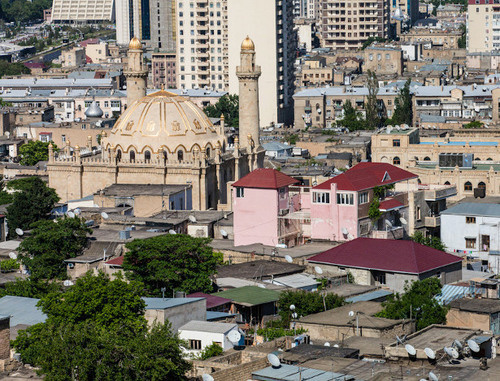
left=212, top=286, right=280, bottom=307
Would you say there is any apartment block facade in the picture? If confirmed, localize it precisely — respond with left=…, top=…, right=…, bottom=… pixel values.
left=151, top=52, right=177, bottom=89
left=467, top=0, right=500, bottom=53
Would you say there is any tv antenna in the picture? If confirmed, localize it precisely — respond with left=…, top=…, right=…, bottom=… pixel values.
left=67, top=211, right=75, bottom=218
left=169, top=229, right=177, bottom=235
left=227, top=330, right=241, bottom=347
left=100, top=211, right=109, bottom=219
left=467, top=339, right=480, bottom=353
left=405, top=344, right=416, bottom=356
left=314, top=266, right=323, bottom=275
left=220, top=229, right=228, bottom=238
left=424, top=347, right=436, bottom=360
left=201, top=375, right=214, bottom=381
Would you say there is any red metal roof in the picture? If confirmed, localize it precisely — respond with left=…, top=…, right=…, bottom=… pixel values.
left=187, top=292, right=232, bottom=309
left=379, top=198, right=404, bottom=211
left=313, top=162, right=418, bottom=191
left=105, top=256, right=124, bottom=266
left=308, top=238, right=462, bottom=274
left=232, top=168, right=299, bottom=189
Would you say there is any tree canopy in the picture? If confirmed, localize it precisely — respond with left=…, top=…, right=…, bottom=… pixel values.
left=365, top=70, right=381, bottom=129
left=411, top=231, right=446, bottom=252
left=335, top=100, right=366, bottom=131
left=12, top=272, right=192, bottom=380
left=123, top=234, right=223, bottom=296
left=18, top=140, right=58, bottom=166
left=387, top=79, right=413, bottom=126
left=0, top=60, right=30, bottom=78
left=18, top=216, right=91, bottom=281
left=204, top=94, right=239, bottom=127
left=6, top=176, right=59, bottom=236
left=0, top=0, right=53, bottom=23
left=376, top=278, right=448, bottom=330
left=0, top=278, right=61, bottom=299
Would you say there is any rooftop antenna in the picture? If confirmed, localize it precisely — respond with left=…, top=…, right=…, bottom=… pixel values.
left=220, top=229, right=228, bottom=238
left=400, top=217, right=407, bottom=225
left=396, top=335, right=407, bottom=345
left=74, top=208, right=81, bottom=215
left=15, top=228, right=24, bottom=236
left=202, top=375, right=214, bottom=381
left=405, top=344, right=417, bottom=357
left=169, top=229, right=177, bottom=235
left=284, top=255, right=293, bottom=263
left=67, top=211, right=75, bottom=218
left=385, top=220, right=393, bottom=230
left=267, top=353, right=281, bottom=368
left=228, top=330, right=242, bottom=348
left=428, top=371, right=439, bottom=381
left=63, top=280, right=74, bottom=286
left=324, top=342, right=330, bottom=347
left=444, top=346, right=459, bottom=361
left=341, top=227, right=348, bottom=236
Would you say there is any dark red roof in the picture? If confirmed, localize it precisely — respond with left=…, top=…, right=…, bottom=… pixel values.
left=379, top=198, right=404, bottom=211
left=232, top=168, right=299, bottom=189
left=308, top=238, right=462, bottom=274
left=24, top=62, right=45, bottom=69
left=105, top=256, right=124, bottom=266
left=314, top=163, right=417, bottom=191
left=187, top=292, right=232, bottom=309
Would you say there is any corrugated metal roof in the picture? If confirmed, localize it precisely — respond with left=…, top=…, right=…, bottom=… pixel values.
left=206, top=311, right=236, bottom=321
left=252, top=364, right=355, bottom=381
left=179, top=320, right=237, bottom=334
left=142, top=297, right=204, bottom=310
left=0, top=296, right=46, bottom=326
left=435, top=284, right=470, bottom=305
left=213, top=286, right=280, bottom=306
left=346, top=289, right=393, bottom=303
left=441, top=203, right=500, bottom=218
left=265, top=274, right=319, bottom=289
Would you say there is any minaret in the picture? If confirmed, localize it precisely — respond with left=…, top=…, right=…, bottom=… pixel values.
left=236, top=36, right=261, bottom=151
left=124, top=37, right=148, bottom=107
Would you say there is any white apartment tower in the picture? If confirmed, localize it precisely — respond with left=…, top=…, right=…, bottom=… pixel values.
left=467, top=0, right=500, bottom=53
left=51, top=0, right=115, bottom=23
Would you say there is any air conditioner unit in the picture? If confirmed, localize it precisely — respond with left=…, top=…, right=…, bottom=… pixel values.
left=68, top=263, right=75, bottom=269
left=279, top=208, right=289, bottom=216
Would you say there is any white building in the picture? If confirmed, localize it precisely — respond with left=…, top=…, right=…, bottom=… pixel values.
left=51, top=0, right=115, bottom=24
left=441, top=202, right=500, bottom=273
left=178, top=320, right=240, bottom=355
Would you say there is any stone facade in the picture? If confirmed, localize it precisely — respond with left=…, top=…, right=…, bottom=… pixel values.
left=0, top=316, right=9, bottom=360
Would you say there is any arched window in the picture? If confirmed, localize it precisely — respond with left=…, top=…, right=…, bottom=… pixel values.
left=487, top=158, right=493, bottom=161
left=163, top=150, right=167, bottom=164
left=178, top=150, right=184, bottom=161
left=116, top=149, right=122, bottom=162
left=478, top=182, right=486, bottom=190
left=424, top=156, right=431, bottom=161
left=464, top=181, right=472, bottom=191
left=393, top=156, right=401, bottom=165
left=474, top=157, right=481, bottom=161
left=129, top=150, right=135, bottom=162
left=414, top=156, right=419, bottom=161
left=144, top=150, right=151, bottom=162
left=206, top=147, right=211, bottom=157
left=444, top=181, right=451, bottom=185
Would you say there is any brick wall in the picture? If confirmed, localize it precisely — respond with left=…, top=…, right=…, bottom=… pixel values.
left=211, top=358, right=269, bottom=381
left=0, top=316, right=10, bottom=360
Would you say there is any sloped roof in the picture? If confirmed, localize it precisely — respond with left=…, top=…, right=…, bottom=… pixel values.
left=441, top=202, right=500, bottom=218
left=313, top=162, right=417, bottom=191
left=379, top=198, right=404, bottom=211
left=105, top=255, right=124, bottom=266
left=179, top=320, right=237, bottom=334
left=308, top=238, right=462, bottom=274
left=0, top=296, right=46, bottom=326
left=212, top=286, right=280, bottom=307
left=187, top=292, right=232, bottom=309
left=232, top=168, right=299, bottom=189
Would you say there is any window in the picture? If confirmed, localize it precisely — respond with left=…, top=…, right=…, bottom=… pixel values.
left=189, top=340, right=202, bottom=350
left=177, top=150, right=184, bottom=161
left=236, top=187, right=244, bottom=198
left=416, top=206, right=421, bottom=221
left=373, top=270, right=386, bottom=285
left=144, top=150, right=151, bottom=161
left=393, top=156, right=401, bottom=165
left=466, top=216, right=476, bottom=224
left=129, top=150, right=135, bottom=162
left=424, top=157, right=431, bottom=161
left=464, top=181, right=473, bottom=191
left=337, top=193, right=354, bottom=205
left=392, top=139, right=400, bottom=147
left=313, top=192, right=330, bottom=204
left=466, top=238, right=476, bottom=249
left=358, top=191, right=368, bottom=204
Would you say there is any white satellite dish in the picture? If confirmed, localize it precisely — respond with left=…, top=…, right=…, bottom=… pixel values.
left=15, top=228, right=24, bottom=236
left=405, top=344, right=416, bottom=356
left=188, top=215, right=197, bottom=222
left=67, top=211, right=75, bottom=218
left=348, top=310, right=355, bottom=317
left=314, top=266, right=323, bottom=275
left=467, top=339, right=480, bottom=353
left=257, top=284, right=266, bottom=289
left=227, top=330, right=241, bottom=345
left=424, top=347, right=436, bottom=359
left=101, top=211, right=109, bottom=219
left=289, top=304, right=296, bottom=311
left=284, top=255, right=293, bottom=263
left=63, top=280, right=74, bottom=286
left=444, top=347, right=459, bottom=359
left=347, top=233, right=354, bottom=240
left=453, top=339, right=463, bottom=350
left=74, top=208, right=81, bottom=215
left=202, top=375, right=214, bottom=381
left=8, top=252, right=17, bottom=260
left=385, top=220, right=393, bottom=228
left=267, top=353, right=281, bottom=368
left=220, top=229, right=228, bottom=237
left=333, top=344, right=339, bottom=348
left=400, top=217, right=407, bottom=225
left=429, top=371, right=439, bottom=381
left=324, top=342, right=330, bottom=347
left=169, top=229, right=177, bottom=235
left=342, top=227, right=348, bottom=235
left=291, top=312, right=298, bottom=319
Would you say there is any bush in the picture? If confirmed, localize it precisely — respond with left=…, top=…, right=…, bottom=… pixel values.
left=0, top=258, right=19, bottom=272
left=199, top=343, right=224, bottom=360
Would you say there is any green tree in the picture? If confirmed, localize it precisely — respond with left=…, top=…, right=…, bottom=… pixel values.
left=277, top=290, right=344, bottom=323
left=0, top=179, right=13, bottom=205
left=0, top=278, right=61, bottom=299
left=17, top=217, right=91, bottom=281
left=123, top=234, right=223, bottom=296
left=458, top=24, right=466, bottom=49
left=0, top=60, right=30, bottom=78
left=463, top=120, right=484, bottom=129
left=365, top=70, right=380, bottom=130
left=411, top=231, right=446, bottom=252
left=376, top=278, right=448, bottom=330
left=368, top=198, right=381, bottom=223
left=6, top=177, right=59, bottom=235
left=388, top=79, right=413, bottom=126
left=336, top=100, right=365, bottom=131
left=204, top=94, right=239, bottom=127
left=18, top=140, right=58, bottom=166
left=199, top=342, right=224, bottom=360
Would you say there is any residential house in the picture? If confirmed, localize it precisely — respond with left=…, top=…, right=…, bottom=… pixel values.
left=263, top=142, right=293, bottom=158
left=143, top=297, right=206, bottom=332
left=308, top=238, right=462, bottom=291
left=64, top=241, right=121, bottom=279
left=447, top=298, right=500, bottom=335
left=179, top=321, right=240, bottom=355
left=362, top=46, right=403, bottom=76
left=187, top=292, right=232, bottom=312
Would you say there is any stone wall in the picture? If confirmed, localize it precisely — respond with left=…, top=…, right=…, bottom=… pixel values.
left=0, top=316, right=10, bottom=360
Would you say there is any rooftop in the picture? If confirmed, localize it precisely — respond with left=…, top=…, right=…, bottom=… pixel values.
left=212, top=286, right=280, bottom=307
left=441, top=202, right=500, bottom=218
left=64, top=241, right=121, bottom=263
left=400, top=325, right=479, bottom=352
left=252, top=363, right=355, bottom=381
left=449, top=297, right=500, bottom=314
left=0, top=295, right=46, bottom=326
left=178, top=320, right=237, bottom=334
left=345, top=289, right=393, bottom=303
left=96, top=183, right=190, bottom=197
left=142, top=297, right=205, bottom=310
left=232, top=168, right=299, bottom=189
left=282, top=344, right=359, bottom=364
left=187, top=292, right=232, bottom=309
left=308, top=238, right=462, bottom=274
left=216, top=260, right=305, bottom=280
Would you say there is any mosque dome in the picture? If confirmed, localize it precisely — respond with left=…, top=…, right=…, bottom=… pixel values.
left=104, top=90, right=224, bottom=158
left=85, top=100, right=104, bottom=118
left=241, top=36, right=255, bottom=51
left=129, top=37, right=142, bottom=50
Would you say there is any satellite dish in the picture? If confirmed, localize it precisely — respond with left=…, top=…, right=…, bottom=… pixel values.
left=400, top=217, right=407, bottom=225
left=429, top=371, right=439, bottom=381
left=188, top=215, right=197, bottom=222
left=444, top=347, right=459, bottom=359
left=202, top=375, right=214, bottom=381
left=291, top=312, right=298, bottom=319
left=453, top=339, right=463, bottom=350
left=67, top=211, right=75, bottom=218
left=333, top=344, right=339, bottom=348
left=396, top=335, right=406, bottom=345
left=405, top=344, right=416, bottom=356
left=15, top=228, right=24, bottom=236
left=74, top=208, right=81, bottom=215
left=289, top=304, right=296, bottom=311
left=227, top=330, right=241, bottom=345
left=324, top=342, right=330, bottom=347
left=314, top=266, right=323, bottom=275
left=101, top=211, right=109, bottom=219
left=8, top=252, right=17, bottom=259
left=169, top=229, right=177, bottom=235
left=220, top=229, right=228, bottom=237
left=342, top=227, right=348, bottom=235
left=63, top=280, right=74, bottom=286
left=348, top=310, right=355, bottom=317
left=347, top=233, right=354, bottom=240
left=467, top=339, right=480, bottom=353
left=284, top=255, right=293, bottom=263
left=267, top=353, right=281, bottom=368
left=424, top=347, right=436, bottom=359
left=257, top=284, right=266, bottom=289
left=385, top=220, right=393, bottom=228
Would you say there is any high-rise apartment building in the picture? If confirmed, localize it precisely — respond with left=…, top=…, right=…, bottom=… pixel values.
left=390, top=0, right=420, bottom=24
left=321, top=0, right=390, bottom=50
left=467, top=0, right=500, bottom=53
left=51, top=0, right=115, bottom=23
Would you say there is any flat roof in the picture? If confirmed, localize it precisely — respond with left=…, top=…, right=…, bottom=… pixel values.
left=401, top=325, right=479, bottom=351
left=441, top=202, right=500, bottom=218
left=178, top=320, right=237, bottom=334
left=0, top=296, right=46, bottom=326
left=345, top=289, right=393, bottom=303
left=142, top=297, right=205, bottom=310
left=213, top=286, right=280, bottom=307
left=97, top=184, right=191, bottom=197
left=449, top=298, right=500, bottom=314
left=216, top=260, right=305, bottom=280
left=252, top=364, right=355, bottom=381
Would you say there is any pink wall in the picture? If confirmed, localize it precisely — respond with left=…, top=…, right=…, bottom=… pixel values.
left=233, top=187, right=279, bottom=246
left=310, top=183, right=359, bottom=241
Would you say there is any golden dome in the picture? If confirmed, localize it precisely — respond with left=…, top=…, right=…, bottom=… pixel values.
left=241, top=36, right=255, bottom=51
left=105, top=90, right=224, bottom=155
left=129, top=37, right=142, bottom=50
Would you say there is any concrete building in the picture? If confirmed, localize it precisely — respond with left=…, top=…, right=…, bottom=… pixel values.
left=400, top=27, right=462, bottom=49
left=60, top=47, right=86, bottom=68
left=179, top=320, right=240, bottom=355
left=362, top=45, right=403, bottom=76
left=390, top=0, right=420, bottom=24
left=447, top=298, right=500, bottom=334
left=321, top=0, right=391, bottom=51
left=143, top=297, right=206, bottom=331
left=151, top=52, right=177, bottom=89
left=51, top=0, right=115, bottom=24
left=466, top=0, right=500, bottom=54
left=308, top=238, right=463, bottom=291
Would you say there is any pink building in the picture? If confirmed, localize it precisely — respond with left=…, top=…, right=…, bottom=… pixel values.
left=232, top=169, right=301, bottom=247
left=310, top=162, right=418, bottom=241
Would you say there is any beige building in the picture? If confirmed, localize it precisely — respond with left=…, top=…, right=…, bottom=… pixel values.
left=47, top=37, right=264, bottom=211
left=85, top=42, right=110, bottom=64
left=400, top=27, right=461, bottom=49
left=362, top=46, right=403, bottom=76
left=60, top=47, right=86, bottom=68
left=467, top=1, right=500, bottom=54
left=298, top=57, right=335, bottom=88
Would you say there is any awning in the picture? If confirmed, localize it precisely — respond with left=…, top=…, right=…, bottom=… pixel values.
left=379, top=198, right=404, bottom=212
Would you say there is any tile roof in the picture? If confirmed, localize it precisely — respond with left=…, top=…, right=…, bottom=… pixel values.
left=313, top=162, right=418, bottom=191
left=379, top=198, right=404, bottom=211
left=105, top=255, right=124, bottom=266
left=187, top=292, right=232, bottom=309
left=212, top=286, right=280, bottom=307
left=308, top=238, right=462, bottom=274
left=232, top=168, right=299, bottom=189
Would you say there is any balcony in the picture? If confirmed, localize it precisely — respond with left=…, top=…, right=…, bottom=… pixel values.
left=424, top=216, right=440, bottom=228
left=421, top=185, right=457, bottom=201
left=370, top=226, right=404, bottom=240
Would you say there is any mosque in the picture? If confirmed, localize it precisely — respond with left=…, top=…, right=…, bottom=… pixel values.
left=47, top=37, right=264, bottom=211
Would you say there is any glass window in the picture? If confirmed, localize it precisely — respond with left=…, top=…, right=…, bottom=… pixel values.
left=466, top=238, right=476, bottom=249
left=236, top=188, right=245, bottom=198
left=466, top=216, right=476, bottom=224
left=393, top=157, right=401, bottom=165
left=392, top=139, right=400, bottom=147
left=358, top=191, right=368, bottom=204
left=312, top=192, right=330, bottom=204
left=336, top=193, right=354, bottom=205
left=464, top=181, right=472, bottom=191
